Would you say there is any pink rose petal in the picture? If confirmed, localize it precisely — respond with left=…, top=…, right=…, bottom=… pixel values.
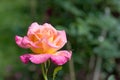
left=51, top=50, right=72, bottom=65
left=27, top=22, right=41, bottom=36
left=15, top=36, right=31, bottom=48
left=42, top=23, right=57, bottom=33
left=47, top=30, right=67, bottom=49
left=20, top=54, right=31, bottom=64
left=20, top=54, right=51, bottom=64
left=15, top=35, right=39, bottom=49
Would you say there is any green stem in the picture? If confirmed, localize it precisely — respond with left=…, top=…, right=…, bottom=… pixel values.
left=46, top=60, right=50, bottom=74
left=41, top=63, right=48, bottom=80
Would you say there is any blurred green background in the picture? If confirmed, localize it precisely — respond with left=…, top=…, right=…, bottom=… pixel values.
left=1, top=0, right=120, bottom=80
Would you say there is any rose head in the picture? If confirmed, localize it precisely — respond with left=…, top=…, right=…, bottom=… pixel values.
left=15, top=22, right=72, bottom=65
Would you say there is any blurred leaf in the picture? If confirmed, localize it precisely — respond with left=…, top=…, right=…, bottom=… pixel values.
left=54, top=0, right=84, bottom=16
left=53, top=66, right=62, bottom=80
left=108, top=75, right=115, bottom=80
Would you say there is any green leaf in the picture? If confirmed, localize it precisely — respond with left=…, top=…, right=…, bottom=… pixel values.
left=108, top=75, right=115, bottom=80
left=53, top=66, right=62, bottom=80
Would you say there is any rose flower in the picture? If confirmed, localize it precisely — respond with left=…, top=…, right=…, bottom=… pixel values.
left=15, top=22, right=72, bottom=65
